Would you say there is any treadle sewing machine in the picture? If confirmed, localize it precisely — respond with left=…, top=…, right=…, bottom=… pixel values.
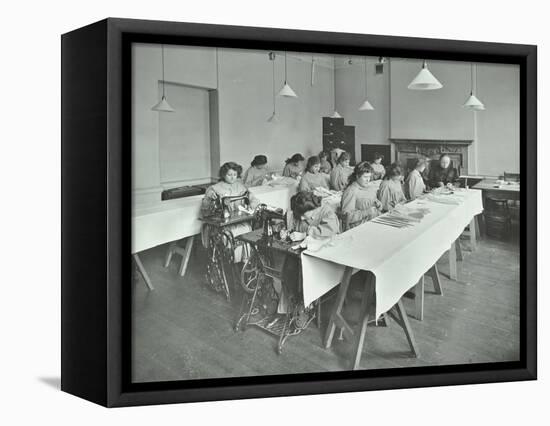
left=235, top=205, right=321, bottom=354
left=199, top=192, right=256, bottom=301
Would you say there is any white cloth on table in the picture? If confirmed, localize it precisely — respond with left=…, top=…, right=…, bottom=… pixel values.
left=300, top=189, right=483, bottom=318
left=131, top=182, right=298, bottom=253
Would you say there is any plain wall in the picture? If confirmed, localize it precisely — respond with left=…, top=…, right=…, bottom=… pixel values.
left=390, top=59, right=475, bottom=141
left=132, top=44, right=217, bottom=203
left=158, top=83, right=212, bottom=185
left=216, top=49, right=333, bottom=172
left=334, top=58, right=391, bottom=162
left=475, top=63, right=520, bottom=175
left=132, top=44, right=333, bottom=203
left=133, top=45, right=520, bottom=204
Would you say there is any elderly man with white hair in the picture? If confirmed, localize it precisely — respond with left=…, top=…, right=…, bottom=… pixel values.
left=428, top=154, right=458, bottom=188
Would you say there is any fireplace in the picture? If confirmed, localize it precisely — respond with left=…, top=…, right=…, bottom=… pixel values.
left=391, top=139, right=473, bottom=176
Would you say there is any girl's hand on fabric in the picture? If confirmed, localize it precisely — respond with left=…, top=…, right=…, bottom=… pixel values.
left=290, top=231, right=306, bottom=242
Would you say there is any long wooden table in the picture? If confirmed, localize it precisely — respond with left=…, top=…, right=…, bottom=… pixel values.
left=472, top=178, right=520, bottom=237
left=300, top=189, right=484, bottom=369
left=472, top=178, right=520, bottom=202
left=131, top=182, right=298, bottom=289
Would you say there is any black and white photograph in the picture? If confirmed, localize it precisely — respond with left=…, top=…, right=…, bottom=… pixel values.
left=130, top=42, right=521, bottom=382
left=4, top=0, right=546, bottom=420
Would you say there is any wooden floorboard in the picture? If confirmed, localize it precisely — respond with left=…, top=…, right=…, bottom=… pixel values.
left=132, top=233, right=520, bottom=383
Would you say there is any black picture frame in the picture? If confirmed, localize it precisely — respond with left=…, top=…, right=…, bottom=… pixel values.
left=61, top=17, right=537, bottom=407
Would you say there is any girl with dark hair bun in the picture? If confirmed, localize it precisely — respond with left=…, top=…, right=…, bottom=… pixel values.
left=298, top=156, right=330, bottom=192
left=340, top=161, right=382, bottom=230
left=329, top=151, right=353, bottom=191
left=377, top=163, right=407, bottom=212
left=318, top=151, right=332, bottom=174
left=287, top=191, right=340, bottom=239
left=405, top=157, right=427, bottom=200
left=282, top=153, right=305, bottom=179
left=371, top=152, right=386, bottom=180
left=242, top=154, right=270, bottom=188
left=272, top=191, right=340, bottom=319
left=200, top=162, right=259, bottom=261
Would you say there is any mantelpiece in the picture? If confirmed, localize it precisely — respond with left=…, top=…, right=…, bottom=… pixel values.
left=391, top=139, right=473, bottom=175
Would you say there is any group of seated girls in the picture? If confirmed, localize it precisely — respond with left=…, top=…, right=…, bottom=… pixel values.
left=376, top=153, right=459, bottom=211
left=199, top=155, right=455, bottom=320
left=283, top=150, right=355, bottom=192
left=200, top=153, right=458, bottom=254
left=402, top=153, right=459, bottom=200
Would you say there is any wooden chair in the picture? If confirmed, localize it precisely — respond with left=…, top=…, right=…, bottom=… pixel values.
left=503, top=172, right=520, bottom=183
left=484, top=197, right=511, bottom=239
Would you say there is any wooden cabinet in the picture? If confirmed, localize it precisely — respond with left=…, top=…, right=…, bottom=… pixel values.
left=322, top=117, right=356, bottom=165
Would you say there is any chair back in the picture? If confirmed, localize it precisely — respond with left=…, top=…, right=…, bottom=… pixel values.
left=503, top=172, right=520, bottom=183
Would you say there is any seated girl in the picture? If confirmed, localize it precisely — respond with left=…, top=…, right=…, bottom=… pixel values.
left=405, top=158, right=427, bottom=200
left=282, top=153, right=305, bottom=179
left=298, top=156, right=330, bottom=193
left=200, top=162, right=259, bottom=262
left=370, top=152, right=386, bottom=180
left=340, top=162, right=382, bottom=230
left=319, top=151, right=333, bottom=174
left=286, top=191, right=340, bottom=239
left=329, top=151, right=353, bottom=191
left=377, top=163, right=407, bottom=212
left=242, top=154, right=270, bottom=188
left=275, top=191, right=340, bottom=316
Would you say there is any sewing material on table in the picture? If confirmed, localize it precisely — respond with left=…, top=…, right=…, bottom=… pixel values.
left=370, top=202, right=432, bottom=229
left=426, top=194, right=461, bottom=205
left=313, top=186, right=339, bottom=198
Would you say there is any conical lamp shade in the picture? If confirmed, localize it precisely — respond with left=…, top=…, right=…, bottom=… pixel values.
left=278, top=81, right=298, bottom=98
left=408, top=64, right=443, bottom=90
left=330, top=110, right=342, bottom=118
left=152, top=96, right=175, bottom=112
left=267, top=111, right=278, bottom=123
left=358, top=99, right=374, bottom=111
left=463, top=93, right=485, bottom=111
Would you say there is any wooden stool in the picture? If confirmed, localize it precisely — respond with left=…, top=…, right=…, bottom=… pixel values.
left=324, top=267, right=419, bottom=370
left=164, top=236, right=194, bottom=277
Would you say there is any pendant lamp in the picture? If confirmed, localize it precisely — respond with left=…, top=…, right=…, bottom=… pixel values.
left=152, top=44, right=175, bottom=112
left=330, top=57, right=342, bottom=118
left=359, top=58, right=375, bottom=111
left=277, top=52, right=298, bottom=98
left=463, top=63, right=485, bottom=110
left=408, top=60, right=443, bottom=90
left=267, top=53, right=278, bottom=122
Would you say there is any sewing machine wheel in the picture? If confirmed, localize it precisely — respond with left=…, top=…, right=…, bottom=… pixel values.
left=240, top=249, right=262, bottom=293
left=205, top=230, right=235, bottom=301
left=206, top=245, right=230, bottom=300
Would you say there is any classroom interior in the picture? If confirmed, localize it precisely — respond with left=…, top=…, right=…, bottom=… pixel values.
left=131, top=43, right=520, bottom=383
